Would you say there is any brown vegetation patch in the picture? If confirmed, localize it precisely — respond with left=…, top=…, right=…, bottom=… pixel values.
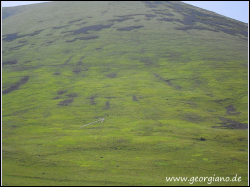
left=2, top=76, right=29, bottom=94
left=3, top=60, right=17, bottom=66
left=154, top=74, right=181, bottom=89
left=117, top=25, right=144, bottom=31
left=165, top=80, right=173, bottom=86
left=52, top=96, right=61, bottom=100
left=3, top=30, right=44, bottom=42
left=73, top=68, right=82, bottom=74
left=77, top=61, right=83, bottom=65
left=87, top=96, right=97, bottom=105
left=65, top=36, right=99, bottom=42
left=68, top=19, right=83, bottom=24
left=103, top=101, right=110, bottom=110
left=73, top=24, right=113, bottom=34
left=66, top=93, right=78, bottom=98
left=58, top=99, right=74, bottom=106
left=9, top=44, right=27, bottom=51
left=79, top=36, right=99, bottom=40
left=57, top=90, right=68, bottom=95
left=133, top=96, right=138, bottom=101
left=54, top=72, right=61, bottom=75
left=64, top=55, right=74, bottom=64
left=109, top=17, right=134, bottom=22
left=105, top=97, right=116, bottom=99
left=3, top=33, right=18, bottom=41
left=65, top=38, right=77, bottom=42
left=212, top=117, right=248, bottom=129
left=225, top=105, right=241, bottom=115
left=53, top=25, right=69, bottom=29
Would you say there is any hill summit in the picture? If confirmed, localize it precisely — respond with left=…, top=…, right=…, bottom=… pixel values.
left=2, top=1, right=248, bottom=186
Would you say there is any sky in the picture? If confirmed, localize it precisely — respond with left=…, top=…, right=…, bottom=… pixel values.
left=1, top=1, right=249, bottom=23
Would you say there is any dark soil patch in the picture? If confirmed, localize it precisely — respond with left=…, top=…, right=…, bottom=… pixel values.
left=57, top=90, right=68, bottom=95
left=77, top=61, right=83, bottom=65
left=145, top=14, right=157, bottom=18
left=175, top=26, right=217, bottom=32
left=106, top=73, right=117, bottom=78
left=199, top=137, right=206, bottom=141
left=165, top=80, right=173, bottom=86
left=225, top=105, right=241, bottom=115
left=158, top=18, right=176, bottom=22
left=65, top=38, right=77, bottom=42
left=64, top=55, right=74, bottom=64
left=46, top=41, right=54, bottom=44
left=79, top=35, right=99, bottom=40
left=68, top=19, right=83, bottom=24
left=105, top=97, right=116, bottom=99
left=103, top=101, right=110, bottom=110
left=76, top=21, right=88, bottom=26
left=3, top=60, right=17, bottom=66
left=2, top=76, right=29, bottom=94
left=164, top=1, right=247, bottom=37
left=3, top=33, right=18, bottom=41
left=53, top=25, right=69, bottom=29
left=52, top=96, right=61, bottom=100
left=22, top=29, right=44, bottom=37
left=212, top=117, right=248, bottom=129
left=73, top=24, right=113, bottom=34
left=18, top=76, right=29, bottom=84
left=213, top=98, right=232, bottom=103
left=73, top=68, right=82, bottom=74
left=53, top=72, right=61, bottom=75
left=152, top=9, right=174, bottom=16
left=193, top=137, right=206, bottom=141
left=109, top=17, right=134, bottom=22
left=115, top=14, right=140, bottom=18
left=4, top=30, right=44, bottom=42
left=66, top=36, right=99, bottom=42
left=133, top=96, right=138, bottom=101
left=155, top=74, right=181, bottom=89
left=66, top=93, right=78, bottom=98
left=87, top=96, right=97, bottom=105
left=58, top=99, right=74, bottom=106
left=117, top=25, right=144, bottom=31
left=9, top=44, right=27, bottom=51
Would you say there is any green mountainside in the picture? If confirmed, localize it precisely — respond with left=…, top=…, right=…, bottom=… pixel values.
left=2, top=1, right=248, bottom=186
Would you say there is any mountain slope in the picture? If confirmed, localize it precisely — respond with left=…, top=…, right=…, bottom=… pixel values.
left=2, top=2, right=50, bottom=19
left=2, top=1, right=248, bottom=186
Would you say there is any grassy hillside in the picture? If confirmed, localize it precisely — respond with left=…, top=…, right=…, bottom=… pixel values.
left=2, top=1, right=248, bottom=186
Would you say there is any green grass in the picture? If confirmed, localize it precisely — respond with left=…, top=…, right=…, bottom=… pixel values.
left=2, top=1, right=248, bottom=186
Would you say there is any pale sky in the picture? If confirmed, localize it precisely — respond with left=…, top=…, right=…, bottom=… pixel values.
left=1, top=1, right=249, bottom=23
